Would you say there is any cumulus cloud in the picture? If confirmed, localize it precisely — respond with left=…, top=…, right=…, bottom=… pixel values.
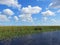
left=41, top=10, right=55, bottom=22
left=49, top=0, right=60, bottom=8
left=3, top=9, right=14, bottom=16
left=14, top=16, right=19, bottom=21
left=0, top=14, right=9, bottom=22
left=19, top=5, right=42, bottom=22
left=41, top=10, right=55, bottom=16
left=0, top=0, right=21, bottom=9
left=22, top=5, right=42, bottom=14
left=19, top=14, right=33, bottom=22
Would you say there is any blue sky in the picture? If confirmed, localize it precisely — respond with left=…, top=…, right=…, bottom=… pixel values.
left=0, top=0, right=60, bottom=26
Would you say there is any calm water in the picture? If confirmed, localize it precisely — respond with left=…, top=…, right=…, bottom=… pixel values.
left=0, top=31, right=60, bottom=45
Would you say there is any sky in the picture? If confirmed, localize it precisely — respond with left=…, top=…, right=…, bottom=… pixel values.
left=0, top=0, right=60, bottom=26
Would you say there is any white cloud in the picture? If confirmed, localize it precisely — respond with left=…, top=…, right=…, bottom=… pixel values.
left=49, top=3, right=53, bottom=7
left=3, top=9, right=14, bottom=16
left=21, top=5, right=42, bottom=14
left=19, top=15, right=26, bottom=21
left=0, top=0, right=21, bottom=9
left=14, top=16, right=19, bottom=21
left=0, top=14, right=9, bottom=22
left=19, top=5, right=42, bottom=22
left=41, top=10, right=55, bottom=16
left=49, top=0, right=60, bottom=8
left=19, top=14, right=33, bottom=22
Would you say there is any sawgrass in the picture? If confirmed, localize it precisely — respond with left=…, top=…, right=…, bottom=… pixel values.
left=0, top=26, right=60, bottom=40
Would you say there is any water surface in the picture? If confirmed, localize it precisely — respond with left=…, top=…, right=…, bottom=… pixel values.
left=0, top=31, right=60, bottom=45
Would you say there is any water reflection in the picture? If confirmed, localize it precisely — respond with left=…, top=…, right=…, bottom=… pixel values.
left=0, top=31, right=60, bottom=45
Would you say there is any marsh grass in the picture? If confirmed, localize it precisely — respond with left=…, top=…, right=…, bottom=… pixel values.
left=0, top=26, right=60, bottom=40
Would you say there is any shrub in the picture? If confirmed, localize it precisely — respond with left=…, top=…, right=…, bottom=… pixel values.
left=34, top=27, right=42, bottom=30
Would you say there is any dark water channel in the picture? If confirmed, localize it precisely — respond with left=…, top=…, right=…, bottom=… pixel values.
left=0, top=31, right=60, bottom=45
